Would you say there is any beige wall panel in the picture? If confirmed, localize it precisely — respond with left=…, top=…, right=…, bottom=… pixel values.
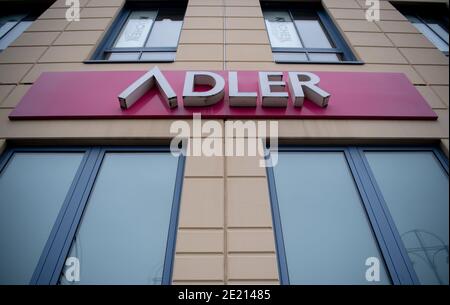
left=178, top=178, right=224, bottom=228
left=0, top=85, right=15, bottom=104
left=379, top=10, right=408, bottom=21
left=21, top=62, right=224, bottom=83
left=323, top=0, right=360, bottom=9
left=386, top=33, right=436, bottom=48
left=354, top=47, right=408, bottom=64
left=177, top=44, right=223, bottom=61
left=225, top=18, right=266, bottom=30
left=0, top=47, right=47, bottom=64
left=53, top=31, right=104, bottom=45
left=185, top=156, right=224, bottom=177
left=328, top=8, right=366, bottom=20
left=183, top=17, right=224, bottom=30
left=173, top=281, right=225, bottom=285
left=227, top=178, right=272, bottom=228
left=80, top=7, right=121, bottom=18
left=227, top=156, right=266, bottom=177
left=228, top=254, right=278, bottom=280
left=226, top=30, right=269, bottom=45
left=189, top=0, right=224, bottom=6
left=38, top=46, right=93, bottom=63
left=376, top=21, right=418, bottom=33
left=416, top=86, right=447, bottom=109
left=431, top=86, right=449, bottom=107
left=225, top=7, right=263, bottom=18
left=176, top=229, right=224, bottom=253
left=399, top=48, right=449, bottom=65
left=225, top=45, right=272, bottom=62
left=0, top=64, right=32, bottom=84
left=11, top=32, right=59, bottom=47
left=173, top=254, right=224, bottom=281
left=356, top=0, right=396, bottom=10
left=66, top=18, right=112, bottom=31
left=227, top=280, right=279, bottom=285
left=335, top=20, right=380, bottom=32
left=345, top=32, right=393, bottom=47
left=26, top=19, right=69, bottom=32
left=228, top=229, right=276, bottom=253
left=86, top=0, right=125, bottom=7
left=436, top=110, right=449, bottom=135
left=0, top=112, right=217, bottom=140
left=51, top=0, right=89, bottom=8
left=414, top=65, right=449, bottom=85
left=185, top=6, right=224, bottom=17
left=38, top=8, right=70, bottom=19
left=0, top=85, right=31, bottom=108
left=179, top=30, right=223, bottom=44
left=225, top=0, right=260, bottom=6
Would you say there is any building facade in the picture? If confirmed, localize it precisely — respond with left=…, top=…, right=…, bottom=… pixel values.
left=0, top=0, right=448, bottom=285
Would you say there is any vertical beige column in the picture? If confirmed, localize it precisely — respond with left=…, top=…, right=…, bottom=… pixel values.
left=225, top=136, right=279, bottom=285
left=172, top=137, right=226, bottom=285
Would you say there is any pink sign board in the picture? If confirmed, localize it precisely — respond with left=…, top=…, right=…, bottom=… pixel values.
left=9, top=70, right=437, bottom=120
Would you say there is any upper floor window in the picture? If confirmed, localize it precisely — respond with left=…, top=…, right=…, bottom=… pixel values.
left=262, top=2, right=358, bottom=64
left=394, top=3, right=449, bottom=56
left=90, top=1, right=187, bottom=62
left=0, top=2, right=52, bottom=51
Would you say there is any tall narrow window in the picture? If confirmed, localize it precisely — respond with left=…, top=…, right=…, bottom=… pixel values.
left=262, top=2, right=357, bottom=63
left=0, top=152, right=84, bottom=284
left=364, top=151, right=449, bottom=285
left=59, top=152, right=179, bottom=285
left=91, top=2, right=187, bottom=62
left=394, top=3, right=449, bottom=55
left=271, top=151, right=391, bottom=284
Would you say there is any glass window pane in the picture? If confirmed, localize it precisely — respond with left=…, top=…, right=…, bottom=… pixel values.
left=407, top=15, right=449, bottom=52
left=107, top=52, right=140, bottom=61
left=273, top=52, right=307, bottom=62
left=140, top=51, right=176, bottom=61
left=308, top=52, right=340, bottom=62
left=0, top=152, right=83, bottom=284
left=365, top=151, right=449, bottom=285
left=0, top=21, right=18, bottom=39
left=114, top=11, right=157, bottom=48
left=0, top=14, right=25, bottom=38
left=264, top=10, right=302, bottom=48
left=273, top=152, right=391, bottom=284
left=427, top=22, right=449, bottom=44
left=0, top=21, right=33, bottom=50
left=145, top=9, right=183, bottom=48
left=294, top=20, right=333, bottom=48
left=60, top=153, right=179, bottom=285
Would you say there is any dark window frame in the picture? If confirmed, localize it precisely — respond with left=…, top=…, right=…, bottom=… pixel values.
left=261, top=2, right=362, bottom=64
left=0, top=145, right=186, bottom=285
left=266, top=145, right=448, bottom=285
left=0, top=2, right=52, bottom=51
left=393, top=2, right=449, bottom=56
left=87, top=1, right=187, bottom=63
